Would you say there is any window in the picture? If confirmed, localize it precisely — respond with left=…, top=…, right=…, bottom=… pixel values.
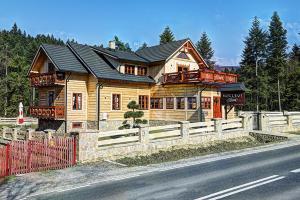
left=112, top=94, right=121, bottom=110
left=139, top=95, right=149, bottom=110
left=177, top=52, right=189, bottom=60
left=166, top=97, right=174, bottom=109
left=176, top=97, right=185, bottom=109
left=137, top=66, right=147, bottom=76
left=150, top=98, right=163, bottom=109
left=48, top=62, right=55, bottom=73
left=72, top=122, right=82, bottom=129
left=201, top=97, right=211, bottom=109
left=72, top=93, right=82, bottom=110
left=125, top=65, right=135, bottom=74
left=48, top=91, right=55, bottom=106
left=187, top=97, right=197, bottom=110
left=177, top=65, right=189, bottom=72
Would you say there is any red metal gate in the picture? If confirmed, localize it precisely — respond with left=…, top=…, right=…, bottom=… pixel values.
left=0, top=137, right=76, bottom=177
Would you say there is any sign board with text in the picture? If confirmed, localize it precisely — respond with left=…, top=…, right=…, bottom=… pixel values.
left=221, top=92, right=245, bottom=106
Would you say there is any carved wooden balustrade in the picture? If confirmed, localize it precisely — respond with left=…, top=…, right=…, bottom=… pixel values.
left=163, top=69, right=238, bottom=84
left=30, top=72, right=65, bottom=87
left=29, top=106, right=65, bottom=119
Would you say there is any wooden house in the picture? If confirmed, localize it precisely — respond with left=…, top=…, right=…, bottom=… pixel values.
left=28, top=39, right=244, bottom=133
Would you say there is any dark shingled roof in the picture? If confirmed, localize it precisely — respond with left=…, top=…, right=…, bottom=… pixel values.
left=67, top=42, right=154, bottom=83
left=135, top=38, right=189, bottom=62
left=41, top=44, right=88, bottom=74
left=92, top=46, right=149, bottom=63
left=220, top=83, right=246, bottom=92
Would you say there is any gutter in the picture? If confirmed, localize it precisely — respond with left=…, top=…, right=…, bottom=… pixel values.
left=65, top=72, right=71, bottom=133
left=96, top=82, right=103, bottom=130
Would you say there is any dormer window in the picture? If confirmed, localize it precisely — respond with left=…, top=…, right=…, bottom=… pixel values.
left=137, top=66, right=147, bottom=76
left=125, top=65, right=135, bottom=75
left=177, top=52, right=189, bottom=60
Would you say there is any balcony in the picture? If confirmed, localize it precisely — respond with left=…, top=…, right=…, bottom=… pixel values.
left=29, top=106, right=65, bottom=119
left=163, top=69, right=238, bottom=84
left=30, top=72, right=65, bottom=87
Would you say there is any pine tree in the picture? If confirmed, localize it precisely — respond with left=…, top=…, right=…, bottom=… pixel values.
left=138, top=42, right=148, bottom=50
left=196, top=32, right=215, bottom=69
left=266, top=12, right=288, bottom=111
left=159, top=26, right=175, bottom=44
left=239, top=17, right=268, bottom=111
left=113, top=36, right=131, bottom=52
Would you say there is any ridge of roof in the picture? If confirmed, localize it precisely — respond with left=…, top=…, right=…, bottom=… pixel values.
left=135, top=38, right=190, bottom=62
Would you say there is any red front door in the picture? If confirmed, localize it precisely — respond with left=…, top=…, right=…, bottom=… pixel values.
left=213, top=96, right=222, bottom=118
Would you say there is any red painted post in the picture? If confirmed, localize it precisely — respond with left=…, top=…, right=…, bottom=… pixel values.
left=73, top=136, right=76, bottom=165
left=5, top=144, right=10, bottom=176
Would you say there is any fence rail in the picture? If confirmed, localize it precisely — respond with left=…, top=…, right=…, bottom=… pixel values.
left=0, top=117, right=38, bottom=125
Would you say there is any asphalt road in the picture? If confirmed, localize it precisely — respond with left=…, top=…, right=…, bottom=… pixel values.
left=31, top=144, right=300, bottom=200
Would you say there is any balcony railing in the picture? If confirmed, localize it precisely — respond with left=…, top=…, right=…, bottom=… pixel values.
left=29, top=72, right=65, bottom=87
left=29, top=106, right=65, bottom=119
left=163, top=69, right=238, bottom=84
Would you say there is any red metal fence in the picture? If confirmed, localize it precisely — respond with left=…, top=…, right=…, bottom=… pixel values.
left=0, top=137, right=76, bottom=177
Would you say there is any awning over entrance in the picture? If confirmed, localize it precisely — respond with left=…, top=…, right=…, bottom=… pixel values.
left=219, top=83, right=246, bottom=92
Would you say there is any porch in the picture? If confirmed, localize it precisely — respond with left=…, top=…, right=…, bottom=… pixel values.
left=29, top=72, right=65, bottom=87
left=29, top=106, right=65, bottom=119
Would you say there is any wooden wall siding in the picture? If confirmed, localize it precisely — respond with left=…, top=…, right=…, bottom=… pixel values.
left=31, top=51, right=49, bottom=74
left=89, top=80, right=151, bottom=121
left=150, top=84, right=235, bottom=121
left=87, top=75, right=98, bottom=121
left=164, top=46, right=199, bottom=74
left=67, top=73, right=88, bottom=121
left=37, top=86, right=65, bottom=106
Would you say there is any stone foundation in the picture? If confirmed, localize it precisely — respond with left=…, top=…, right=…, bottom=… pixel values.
left=38, top=119, right=65, bottom=134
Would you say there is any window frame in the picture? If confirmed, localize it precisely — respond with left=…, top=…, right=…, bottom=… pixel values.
left=124, top=65, right=135, bottom=75
left=112, top=93, right=121, bottom=111
left=165, top=97, right=174, bottom=109
left=201, top=96, right=211, bottom=109
left=72, top=93, right=82, bottom=110
left=137, top=66, right=147, bottom=76
left=48, top=90, right=55, bottom=106
left=176, top=97, right=185, bottom=110
left=187, top=97, right=197, bottom=110
left=150, top=97, right=163, bottom=109
left=139, top=95, right=149, bottom=110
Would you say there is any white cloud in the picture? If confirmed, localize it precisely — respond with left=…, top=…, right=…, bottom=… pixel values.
left=214, top=55, right=241, bottom=66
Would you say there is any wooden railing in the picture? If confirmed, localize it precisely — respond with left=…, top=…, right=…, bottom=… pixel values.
left=30, top=72, right=65, bottom=87
left=29, top=106, right=65, bottom=119
left=163, top=69, right=238, bottom=84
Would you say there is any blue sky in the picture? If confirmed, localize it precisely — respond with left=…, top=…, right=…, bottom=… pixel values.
left=1, top=0, right=299, bottom=65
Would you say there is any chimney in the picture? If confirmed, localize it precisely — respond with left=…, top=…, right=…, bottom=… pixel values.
left=108, top=40, right=116, bottom=50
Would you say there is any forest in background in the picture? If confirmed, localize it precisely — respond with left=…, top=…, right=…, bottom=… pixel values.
left=0, top=11, right=299, bottom=117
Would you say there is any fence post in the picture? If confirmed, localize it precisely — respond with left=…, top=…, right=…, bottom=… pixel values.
left=139, top=125, right=149, bottom=144
left=73, top=136, right=77, bottom=165
left=179, top=121, right=189, bottom=142
left=2, top=126, right=8, bottom=138
left=213, top=119, right=223, bottom=139
left=78, top=130, right=98, bottom=162
left=284, top=111, right=293, bottom=131
left=261, top=114, right=270, bottom=132
left=12, top=128, right=20, bottom=140
left=26, top=128, right=34, bottom=140
left=240, top=114, right=252, bottom=132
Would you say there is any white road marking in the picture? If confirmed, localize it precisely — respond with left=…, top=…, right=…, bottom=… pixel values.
left=290, top=168, right=300, bottom=173
left=195, top=175, right=284, bottom=200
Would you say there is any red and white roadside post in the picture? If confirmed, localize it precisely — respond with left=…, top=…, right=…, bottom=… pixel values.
left=17, top=102, right=24, bottom=125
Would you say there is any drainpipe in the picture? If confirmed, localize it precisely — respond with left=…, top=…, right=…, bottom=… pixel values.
left=96, top=82, right=103, bottom=130
left=65, top=72, right=71, bottom=133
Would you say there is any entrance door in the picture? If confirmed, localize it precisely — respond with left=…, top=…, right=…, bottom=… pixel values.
left=213, top=96, right=222, bottom=118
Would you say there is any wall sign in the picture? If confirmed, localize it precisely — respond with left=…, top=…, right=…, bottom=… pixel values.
left=221, top=92, right=245, bottom=106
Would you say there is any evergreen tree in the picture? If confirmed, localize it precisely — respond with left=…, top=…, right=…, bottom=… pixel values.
left=138, top=42, right=148, bottom=50
left=196, top=32, right=215, bottom=69
left=239, top=17, right=268, bottom=111
left=113, top=36, right=131, bottom=52
left=159, top=26, right=175, bottom=44
left=120, top=101, right=147, bottom=129
left=0, top=23, right=64, bottom=117
left=266, top=12, right=288, bottom=110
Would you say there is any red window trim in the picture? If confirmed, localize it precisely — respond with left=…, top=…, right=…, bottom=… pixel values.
left=150, top=98, right=163, bottom=109
left=125, top=65, right=135, bottom=75
left=112, top=94, right=121, bottom=110
left=139, top=95, right=149, bottom=110
left=166, top=97, right=174, bottom=109
left=201, top=96, right=211, bottom=109
left=72, top=93, right=82, bottom=110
